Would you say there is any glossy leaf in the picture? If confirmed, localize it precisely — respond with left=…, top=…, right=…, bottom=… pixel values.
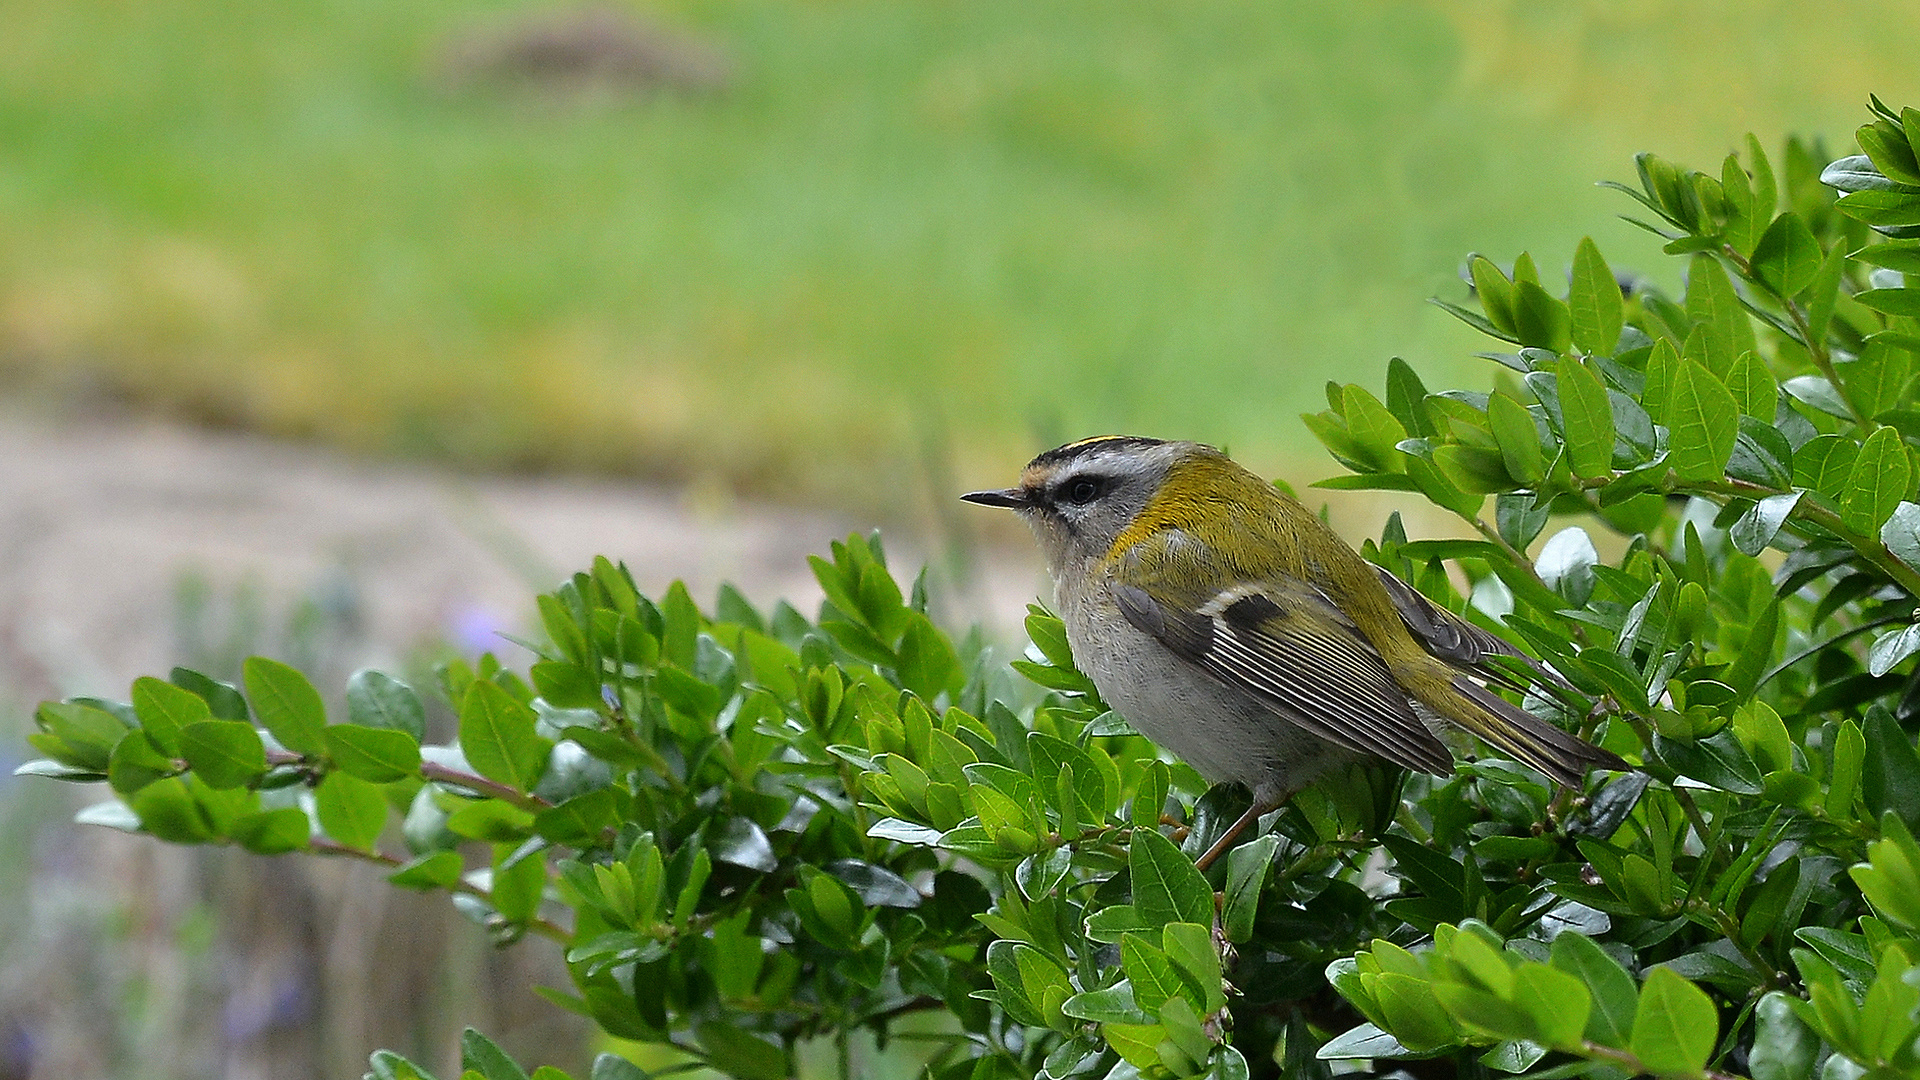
left=1222, top=834, right=1278, bottom=944
left=1129, top=827, right=1213, bottom=928
left=244, top=656, right=327, bottom=756
left=1569, top=237, right=1624, bottom=356
left=325, top=724, right=423, bottom=783
left=1629, top=969, right=1717, bottom=1075
left=1752, top=212, right=1822, bottom=296
left=1555, top=358, right=1614, bottom=478
left=132, top=676, right=211, bottom=756
left=461, top=680, right=552, bottom=793
left=347, top=669, right=427, bottom=742
left=316, top=771, right=388, bottom=851
left=1665, top=359, right=1740, bottom=481
left=1843, top=427, right=1911, bottom=535
left=178, top=720, right=266, bottom=790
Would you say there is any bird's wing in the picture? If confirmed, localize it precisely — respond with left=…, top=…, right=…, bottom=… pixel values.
left=1111, top=566, right=1455, bottom=777
left=1372, top=565, right=1576, bottom=694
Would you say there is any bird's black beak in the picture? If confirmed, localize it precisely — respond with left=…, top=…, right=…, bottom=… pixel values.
left=960, top=487, right=1029, bottom=509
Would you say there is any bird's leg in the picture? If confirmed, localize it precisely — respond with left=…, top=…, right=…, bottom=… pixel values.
left=1194, top=796, right=1278, bottom=871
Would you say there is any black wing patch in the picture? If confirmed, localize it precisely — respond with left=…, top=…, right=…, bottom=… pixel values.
left=1113, top=581, right=1454, bottom=776
left=1373, top=565, right=1574, bottom=694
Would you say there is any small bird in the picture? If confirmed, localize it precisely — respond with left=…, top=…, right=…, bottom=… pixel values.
left=963, top=436, right=1625, bottom=868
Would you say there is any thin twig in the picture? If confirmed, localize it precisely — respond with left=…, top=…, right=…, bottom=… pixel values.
left=309, top=836, right=570, bottom=942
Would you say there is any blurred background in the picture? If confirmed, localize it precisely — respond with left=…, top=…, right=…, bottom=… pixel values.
left=3, top=0, right=1920, bottom=1076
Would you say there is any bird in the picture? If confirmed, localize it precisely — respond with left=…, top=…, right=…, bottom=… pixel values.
left=962, top=435, right=1626, bottom=869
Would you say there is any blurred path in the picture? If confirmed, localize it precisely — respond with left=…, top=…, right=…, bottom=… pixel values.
left=0, top=410, right=1043, bottom=1080
left=0, top=410, right=1042, bottom=704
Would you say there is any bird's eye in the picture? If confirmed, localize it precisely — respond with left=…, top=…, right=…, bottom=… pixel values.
left=1063, top=478, right=1101, bottom=505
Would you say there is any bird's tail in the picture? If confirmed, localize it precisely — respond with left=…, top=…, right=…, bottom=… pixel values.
left=1446, top=676, right=1628, bottom=787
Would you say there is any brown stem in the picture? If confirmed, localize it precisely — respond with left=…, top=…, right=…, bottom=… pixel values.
left=419, top=761, right=552, bottom=813
left=1695, top=477, right=1920, bottom=597
left=1720, top=243, right=1865, bottom=431
left=309, top=836, right=569, bottom=942
left=1581, top=1038, right=1750, bottom=1080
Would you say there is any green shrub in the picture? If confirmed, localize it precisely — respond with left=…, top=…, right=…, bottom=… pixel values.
left=24, top=97, right=1920, bottom=1080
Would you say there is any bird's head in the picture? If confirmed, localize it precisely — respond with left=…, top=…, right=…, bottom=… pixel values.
left=961, top=436, right=1216, bottom=574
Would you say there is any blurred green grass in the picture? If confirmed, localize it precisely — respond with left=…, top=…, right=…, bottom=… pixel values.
left=3, top=0, right=1919, bottom=504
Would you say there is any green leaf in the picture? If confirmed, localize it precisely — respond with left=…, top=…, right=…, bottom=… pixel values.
left=1132, top=760, right=1170, bottom=829
left=1496, top=492, right=1550, bottom=549
left=389, top=851, right=464, bottom=889
left=1749, top=991, right=1818, bottom=1080
left=445, top=799, right=534, bottom=842
left=462, top=1028, right=532, bottom=1080
left=1122, top=933, right=1196, bottom=1013
left=1161, top=922, right=1225, bottom=1012
left=1512, top=280, right=1572, bottom=353
left=1752, top=213, right=1823, bottom=296
left=34, top=701, right=130, bottom=771
left=325, top=724, right=423, bottom=783
left=1629, top=968, right=1718, bottom=1075
left=1433, top=444, right=1517, bottom=493
left=1685, top=254, right=1757, bottom=372
left=1643, top=338, right=1679, bottom=422
left=1222, top=834, right=1278, bottom=944
left=1843, top=427, right=1912, bottom=535
left=1870, top=625, right=1920, bottom=677
left=1471, top=256, right=1518, bottom=335
left=1665, top=359, right=1741, bottom=481
left=1731, top=492, right=1802, bottom=556
left=1060, top=983, right=1150, bottom=1024
left=1808, top=244, right=1850, bottom=345
left=1842, top=341, right=1914, bottom=418
left=1858, top=120, right=1920, bottom=186
left=1726, top=352, right=1778, bottom=420
left=1654, top=730, right=1765, bottom=795
left=1513, top=964, right=1592, bottom=1050
left=1343, top=385, right=1409, bottom=470
left=231, top=807, right=311, bottom=854
left=1086, top=904, right=1156, bottom=943
left=1027, top=732, right=1108, bottom=825
left=316, top=771, right=388, bottom=851
left=347, top=669, right=427, bottom=741
left=896, top=612, right=962, bottom=699
left=1862, top=708, right=1920, bottom=830
left=1794, top=435, right=1861, bottom=499
left=169, top=667, right=249, bottom=721
left=1386, top=358, right=1436, bottom=438
left=1487, top=392, right=1546, bottom=485
left=367, top=1050, right=438, bottom=1080
left=1555, top=358, right=1614, bottom=478
left=129, top=776, right=219, bottom=843
left=132, top=675, right=212, bottom=756
left=243, top=656, right=327, bottom=756
left=1782, top=375, right=1852, bottom=419
left=178, top=720, right=267, bottom=789
left=1857, top=288, right=1920, bottom=317
left=1550, top=932, right=1637, bottom=1047
left=1837, top=190, right=1920, bottom=227
left=1569, top=237, right=1624, bottom=356
left=108, top=730, right=178, bottom=794
left=491, top=843, right=547, bottom=923
left=1856, top=241, right=1920, bottom=275
left=535, top=789, right=621, bottom=847
left=1828, top=720, right=1866, bottom=822
left=1747, top=135, right=1779, bottom=220
left=460, top=680, right=552, bottom=793
left=1129, top=826, right=1213, bottom=927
